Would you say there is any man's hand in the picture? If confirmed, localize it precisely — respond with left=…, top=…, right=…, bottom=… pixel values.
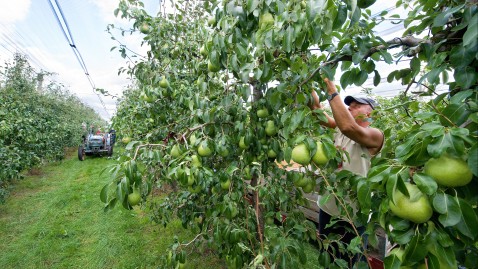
left=324, top=78, right=338, bottom=95
left=309, top=90, right=322, bottom=110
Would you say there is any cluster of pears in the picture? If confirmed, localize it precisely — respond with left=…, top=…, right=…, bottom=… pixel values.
left=169, top=133, right=225, bottom=193
left=287, top=141, right=329, bottom=194
left=291, top=141, right=329, bottom=166
left=291, top=172, right=316, bottom=193
left=239, top=108, right=278, bottom=151
left=256, top=107, right=277, bottom=136
left=388, top=152, right=474, bottom=224
left=170, top=135, right=215, bottom=167
left=198, top=37, right=221, bottom=73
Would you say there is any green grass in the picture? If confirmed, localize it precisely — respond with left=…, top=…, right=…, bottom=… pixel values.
left=0, top=149, right=322, bottom=269
left=0, top=150, right=223, bottom=269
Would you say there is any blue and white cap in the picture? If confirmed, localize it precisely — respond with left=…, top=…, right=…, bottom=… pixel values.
left=344, top=96, right=379, bottom=110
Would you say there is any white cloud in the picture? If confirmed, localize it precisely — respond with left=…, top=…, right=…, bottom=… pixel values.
left=89, top=0, right=125, bottom=25
left=0, top=0, right=31, bottom=24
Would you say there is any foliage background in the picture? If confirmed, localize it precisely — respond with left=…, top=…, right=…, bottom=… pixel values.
left=110, top=0, right=478, bottom=268
left=0, top=54, right=106, bottom=203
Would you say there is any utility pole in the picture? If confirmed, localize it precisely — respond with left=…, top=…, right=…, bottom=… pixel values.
left=36, top=72, right=44, bottom=93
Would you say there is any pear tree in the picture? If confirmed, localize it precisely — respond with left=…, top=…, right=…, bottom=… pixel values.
left=104, top=0, right=478, bottom=268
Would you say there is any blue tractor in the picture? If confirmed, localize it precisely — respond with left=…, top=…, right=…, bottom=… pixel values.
left=78, top=128, right=116, bottom=161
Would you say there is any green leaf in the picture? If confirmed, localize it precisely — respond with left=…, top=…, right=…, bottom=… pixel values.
left=284, top=146, right=292, bottom=163
left=367, top=164, right=390, bottom=183
left=420, top=122, right=444, bottom=137
left=390, top=226, right=414, bottom=244
left=450, top=89, right=473, bottom=104
left=450, top=126, right=469, bottom=137
left=387, top=70, right=398, bottom=83
left=260, top=61, right=272, bottom=82
left=311, top=24, right=322, bottom=43
left=427, top=132, right=454, bottom=157
left=383, top=254, right=402, bottom=269
left=103, top=197, right=117, bottom=212
left=425, top=65, right=446, bottom=85
left=440, top=103, right=470, bottom=127
left=426, top=233, right=458, bottom=269
left=450, top=131, right=467, bottom=155
left=361, top=60, right=376, bottom=74
left=380, top=51, right=393, bottom=64
left=412, top=173, right=438, bottom=195
left=283, top=25, right=294, bottom=53
left=449, top=45, right=476, bottom=68
left=403, top=234, right=428, bottom=262
left=468, top=143, right=478, bottom=176
left=427, top=254, right=441, bottom=269
left=308, top=0, right=326, bottom=19
left=355, top=70, right=368, bottom=86
left=236, top=44, right=247, bottom=59
left=294, top=26, right=307, bottom=50
left=125, top=140, right=139, bottom=150
left=454, top=66, right=478, bottom=89
left=357, top=180, right=371, bottom=214
left=463, top=13, right=478, bottom=47
left=386, top=173, right=398, bottom=205
left=373, top=70, right=381, bottom=86
left=396, top=131, right=431, bottom=166
left=280, top=253, right=287, bottom=268
left=226, top=164, right=239, bottom=176
left=100, top=184, right=109, bottom=203
left=320, top=65, right=336, bottom=80
left=289, top=109, right=306, bottom=134
left=340, top=70, right=352, bottom=89
left=349, top=4, right=361, bottom=26
left=432, top=4, right=464, bottom=28
left=246, top=0, right=260, bottom=13
left=390, top=217, right=411, bottom=231
left=298, top=247, right=307, bottom=264
left=332, top=3, right=347, bottom=30
left=456, top=198, right=478, bottom=240
left=433, top=192, right=461, bottom=227
left=117, top=178, right=126, bottom=202
left=410, top=57, right=421, bottom=72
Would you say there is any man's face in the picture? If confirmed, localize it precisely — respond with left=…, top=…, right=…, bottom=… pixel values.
left=348, top=101, right=372, bottom=122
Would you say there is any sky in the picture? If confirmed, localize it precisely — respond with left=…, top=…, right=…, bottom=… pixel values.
left=0, top=0, right=159, bottom=121
left=0, top=0, right=420, bottom=122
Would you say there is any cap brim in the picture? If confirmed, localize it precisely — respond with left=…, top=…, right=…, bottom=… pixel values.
left=344, top=96, right=377, bottom=109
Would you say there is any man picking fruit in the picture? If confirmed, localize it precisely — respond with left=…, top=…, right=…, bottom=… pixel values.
left=309, top=78, right=384, bottom=266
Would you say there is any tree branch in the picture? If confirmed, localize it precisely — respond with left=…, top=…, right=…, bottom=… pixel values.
left=300, top=36, right=430, bottom=87
left=177, top=122, right=215, bottom=147
left=132, top=143, right=167, bottom=160
left=179, top=229, right=211, bottom=248
left=316, top=168, right=372, bottom=267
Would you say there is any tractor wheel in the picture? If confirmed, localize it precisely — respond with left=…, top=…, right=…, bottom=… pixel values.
left=78, top=146, right=85, bottom=161
left=108, top=145, right=114, bottom=157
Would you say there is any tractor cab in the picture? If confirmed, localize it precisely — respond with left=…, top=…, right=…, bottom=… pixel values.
left=78, top=125, right=114, bottom=161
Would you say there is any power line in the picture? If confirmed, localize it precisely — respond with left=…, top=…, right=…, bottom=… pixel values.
left=46, top=0, right=110, bottom=119
left=0, top=25, right=49, bottom=71
left=372, top=6, right=397, bottom=18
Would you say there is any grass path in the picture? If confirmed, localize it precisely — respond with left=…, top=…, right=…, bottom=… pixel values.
left=0, top=150, right=222, bottom=269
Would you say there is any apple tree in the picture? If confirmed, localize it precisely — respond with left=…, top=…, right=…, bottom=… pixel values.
left=104, top=0, right=477, bottom=268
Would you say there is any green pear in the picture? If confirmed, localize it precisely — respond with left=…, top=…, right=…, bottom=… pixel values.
left=191, top=155, right=202, bottom=167
left=265, top=120, right=277, bottom=136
